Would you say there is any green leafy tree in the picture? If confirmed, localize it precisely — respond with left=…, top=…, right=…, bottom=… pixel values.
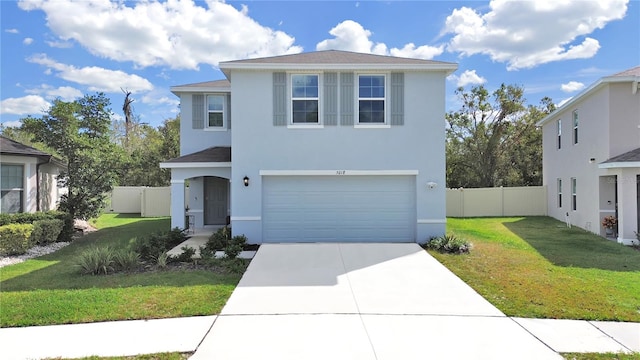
left=21, top=93, right=125, bottom=220
left=446, top=84, right=554, bottom=188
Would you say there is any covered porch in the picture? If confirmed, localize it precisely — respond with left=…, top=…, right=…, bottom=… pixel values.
left=160, top=147, right=232, bottom=230
left=599, top=147, right=640, bottom=245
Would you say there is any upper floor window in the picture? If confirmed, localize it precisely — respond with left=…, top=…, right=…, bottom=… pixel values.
left=207, top=95, right=225, bottom=128
left=358, top=75, right=385, bottom=124
left=572, top=110, right=578, bottom=144
left=1, top=164, right=23, bottom=213
left=556, top=119, right=562, bottom=149
left=291, top=74, right=319, bottom=124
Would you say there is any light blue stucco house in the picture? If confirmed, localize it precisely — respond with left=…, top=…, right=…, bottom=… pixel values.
left=161, top=50, right=457, bottom=244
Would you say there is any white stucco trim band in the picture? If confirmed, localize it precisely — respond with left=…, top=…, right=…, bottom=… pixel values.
left=598, top=162, right=640, bottom=169
left=170, top=180, right=185, bottom=184
left=160, top=162, right=232, bottom=169
left=259, top=170, right=419, bottom=176
left=417, top=219, right=447, bottom=224
left=231, top=216, right=261, bottom=221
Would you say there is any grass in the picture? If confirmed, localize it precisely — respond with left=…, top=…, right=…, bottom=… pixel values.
left=431, top=217, right=640, bottom=322
left=58, top=353, right=190, bottom=360
left=0, top=213, right=243, bottom=327
left=562, top=353, right=640, bottom=360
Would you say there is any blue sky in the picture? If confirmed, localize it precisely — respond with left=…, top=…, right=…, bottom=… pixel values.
left=1, top=0, right=638, bottom=129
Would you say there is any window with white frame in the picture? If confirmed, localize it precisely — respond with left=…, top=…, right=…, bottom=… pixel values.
left=1, top=164, right=24, bottom=213
left=358, top=75, right=385, bottom=124
left=291, top=74, right=319, bottom=124
left=557, top=178, right=562, bottom=208
left=571, top=177, right=577, bottom=211
left=206, top=95, right=225, bottom=128
left=557, top=119, right=562, bottom=149
left=572, top=110, right=578, bottom=144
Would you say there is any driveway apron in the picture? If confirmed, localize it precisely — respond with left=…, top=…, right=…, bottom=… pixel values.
left=191, top=243, right=562, bottom=360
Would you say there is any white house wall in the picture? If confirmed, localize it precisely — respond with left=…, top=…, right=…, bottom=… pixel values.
left=230, top=70, right=447, bottom=243
left=542, top=86, right=611, bottom=233
left=608, top=83, right=640, bottom=157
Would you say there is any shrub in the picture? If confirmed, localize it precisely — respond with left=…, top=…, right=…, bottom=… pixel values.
left=199, top=245, right=215, bottom=259
left=30, top=219, right=64, bottom=245
left=156, top=252, right=169, bottom=269
left=224, top=235, right=247, bottom=259
left=134, top=228, right=187, bottom=261
left=424, top=234, right=472, bottom=254
left=171, top=246, right=196, bottom=263
left=0, top=224, right=34, bottom=256
left=113, top=249, right=140, bottom=272
left=76, top=247, right=115, bottom=275
left=206, top=226, right=231, bottom=251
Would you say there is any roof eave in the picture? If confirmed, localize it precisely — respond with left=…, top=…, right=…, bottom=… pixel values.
left=599, top=161, right=640, bottom=169
left=219, top=63, right=458, bottom=76
left=170, top=86, right=232, bottom=95
left=159, top=162, right=232, bottom=169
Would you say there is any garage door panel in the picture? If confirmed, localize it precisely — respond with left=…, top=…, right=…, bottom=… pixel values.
left=263, top=176, right=415, bottom=242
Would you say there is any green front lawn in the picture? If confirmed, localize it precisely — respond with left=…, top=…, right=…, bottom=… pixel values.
left=0, top=214, right=242, bottom=327
left=433, top=217, right=640, bottom=322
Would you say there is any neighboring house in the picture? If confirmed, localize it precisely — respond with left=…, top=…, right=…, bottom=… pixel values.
left=538, top=66, right=640, bottom=245
left=161, top=50, right=457, bottom=243
left=0, top=136, right=66, bottom=214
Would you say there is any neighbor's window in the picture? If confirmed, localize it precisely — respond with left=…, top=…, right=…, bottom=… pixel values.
left=1, top=164, right=24, bottom=214
left=557, top=178, right=562, bottom=208
left=573, top=110, right=578, bottom=144
left=207, top=95, right=225, bottom=128
left=557, top=119, right=562, bottom=149
left=571, top=177, right=577, bottom=211
left=358, top=75, right=385, bottom=124
left=291, top=74, right=319, bottom=124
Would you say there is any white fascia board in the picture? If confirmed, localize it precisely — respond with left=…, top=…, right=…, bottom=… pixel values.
left=160, top=162, right=232, bottom=169
left=170, top=86, right=231, bottom=94
left=221, top=63, right=458, bottom=76
left=537, top=75, right=640, bottom=127
left=598, top=161, right=640, bottom=169
left=259, top=170, right=419, bottom=176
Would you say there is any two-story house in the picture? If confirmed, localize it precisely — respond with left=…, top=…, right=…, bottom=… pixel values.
left=538, top=66, right=640, bottom=245
left=161, top=50, right=457, bottom=243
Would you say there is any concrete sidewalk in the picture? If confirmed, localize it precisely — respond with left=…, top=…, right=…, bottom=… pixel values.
left=1, top=243, right=638, bottom=359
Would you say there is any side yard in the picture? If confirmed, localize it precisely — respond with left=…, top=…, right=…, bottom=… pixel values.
left=433, top=217, right=640, bottom=322
left=0, top=214, right=243, bottom=327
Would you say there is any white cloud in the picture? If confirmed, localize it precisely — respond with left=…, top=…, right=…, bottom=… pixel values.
left=140, top=94, right=179, bottom=107
left=18, top=0, right=302, bottom=70
left=23, top=37, right=34, bottom=45
left=448, top=69, right=487, bottom=87
left=561, top=81, right=585, bottom=93
left=443, top=0, right=628, bottom=70
left=46, top=40, right=73, bottom=49
left=1, top=120, right=22, bottom=128
left=0, top=95, right=51, bottom=115
left=27, top=54, right=153, bottom=93
left=316, top=20, right=443, bottom=60
left=25, top=84, right=83, bottom=101
left=5, top=28, right=19, bottom=34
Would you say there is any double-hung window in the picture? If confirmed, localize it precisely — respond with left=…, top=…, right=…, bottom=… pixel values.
left=207, top=95, right=225, bottom=129
left=291, top=74, right=319, bottom=124
left=358, top=75, right=385, bottom=124
left=572, top=110, right=578, bottom=144
left=1, top=164, right=24, bottom=213
left=557, top=119, right=562, bottom=149
left=571, top=177, right=577, bottom=211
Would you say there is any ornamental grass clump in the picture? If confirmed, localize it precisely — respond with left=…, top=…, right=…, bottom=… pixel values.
left=424, top=234, right=472, bottom=254
left=76, top=247, right=115, bottom=275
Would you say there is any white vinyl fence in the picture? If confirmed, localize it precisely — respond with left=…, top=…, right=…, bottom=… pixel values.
left=111, top=186, right=547, bottom=218
left=446, top=186, right=547, bottom=217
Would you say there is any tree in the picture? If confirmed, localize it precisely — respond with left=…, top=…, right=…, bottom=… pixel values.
left=445, top=84, right=554, bottom=188
left=21, top=93, right=124, bottom=220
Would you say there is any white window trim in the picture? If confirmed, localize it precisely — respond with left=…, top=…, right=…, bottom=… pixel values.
left=557, top=178, right=562, bottom=208
left=572, top=110, right=578, bottom=145
left=205, top=94, right=227, bottom=131
left=571, top=177, right=577, bottom=211
left=356, top=73, right=388, bottom=126
left=1, top=163, right=25, bottom=213
left=289, top=73, right=322, bottom=126
left=556, top=119, right=562, bottom=150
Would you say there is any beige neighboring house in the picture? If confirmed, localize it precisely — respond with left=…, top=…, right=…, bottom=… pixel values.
left=538, top=66, right=640, bottom=245
left=0, top=136, right=66, bottom=214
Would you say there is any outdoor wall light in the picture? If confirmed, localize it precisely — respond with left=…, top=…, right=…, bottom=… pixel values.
left=243, top=176, right=250, bottom=187
left=426, top=182, right=438, bottom=189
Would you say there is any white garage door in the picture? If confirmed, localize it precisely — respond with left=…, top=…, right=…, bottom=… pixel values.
left=262, top=175, right=416, bottom=242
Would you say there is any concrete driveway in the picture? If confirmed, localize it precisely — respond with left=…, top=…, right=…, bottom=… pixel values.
left=191, top=243, right=562, bottom=359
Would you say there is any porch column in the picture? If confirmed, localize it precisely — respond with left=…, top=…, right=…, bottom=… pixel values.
left=170, top=180, right=186, bottom=229
left=617, top=169, right=638, bottom=245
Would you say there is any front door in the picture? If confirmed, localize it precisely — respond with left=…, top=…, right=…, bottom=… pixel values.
left=204, top=177, right=228, bottom=225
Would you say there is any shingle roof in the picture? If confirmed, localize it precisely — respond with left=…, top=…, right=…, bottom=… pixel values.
left=220, top=50, right=454, bottom=66
left=163, top=147, right=231, bottom=163
left=0, top=136, right=66, bottom=167
left=172, top=79, right=230, bottom=88
left=602, top=147, right=640, bottom=163
left=610, top=66, right=640, bottom=77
